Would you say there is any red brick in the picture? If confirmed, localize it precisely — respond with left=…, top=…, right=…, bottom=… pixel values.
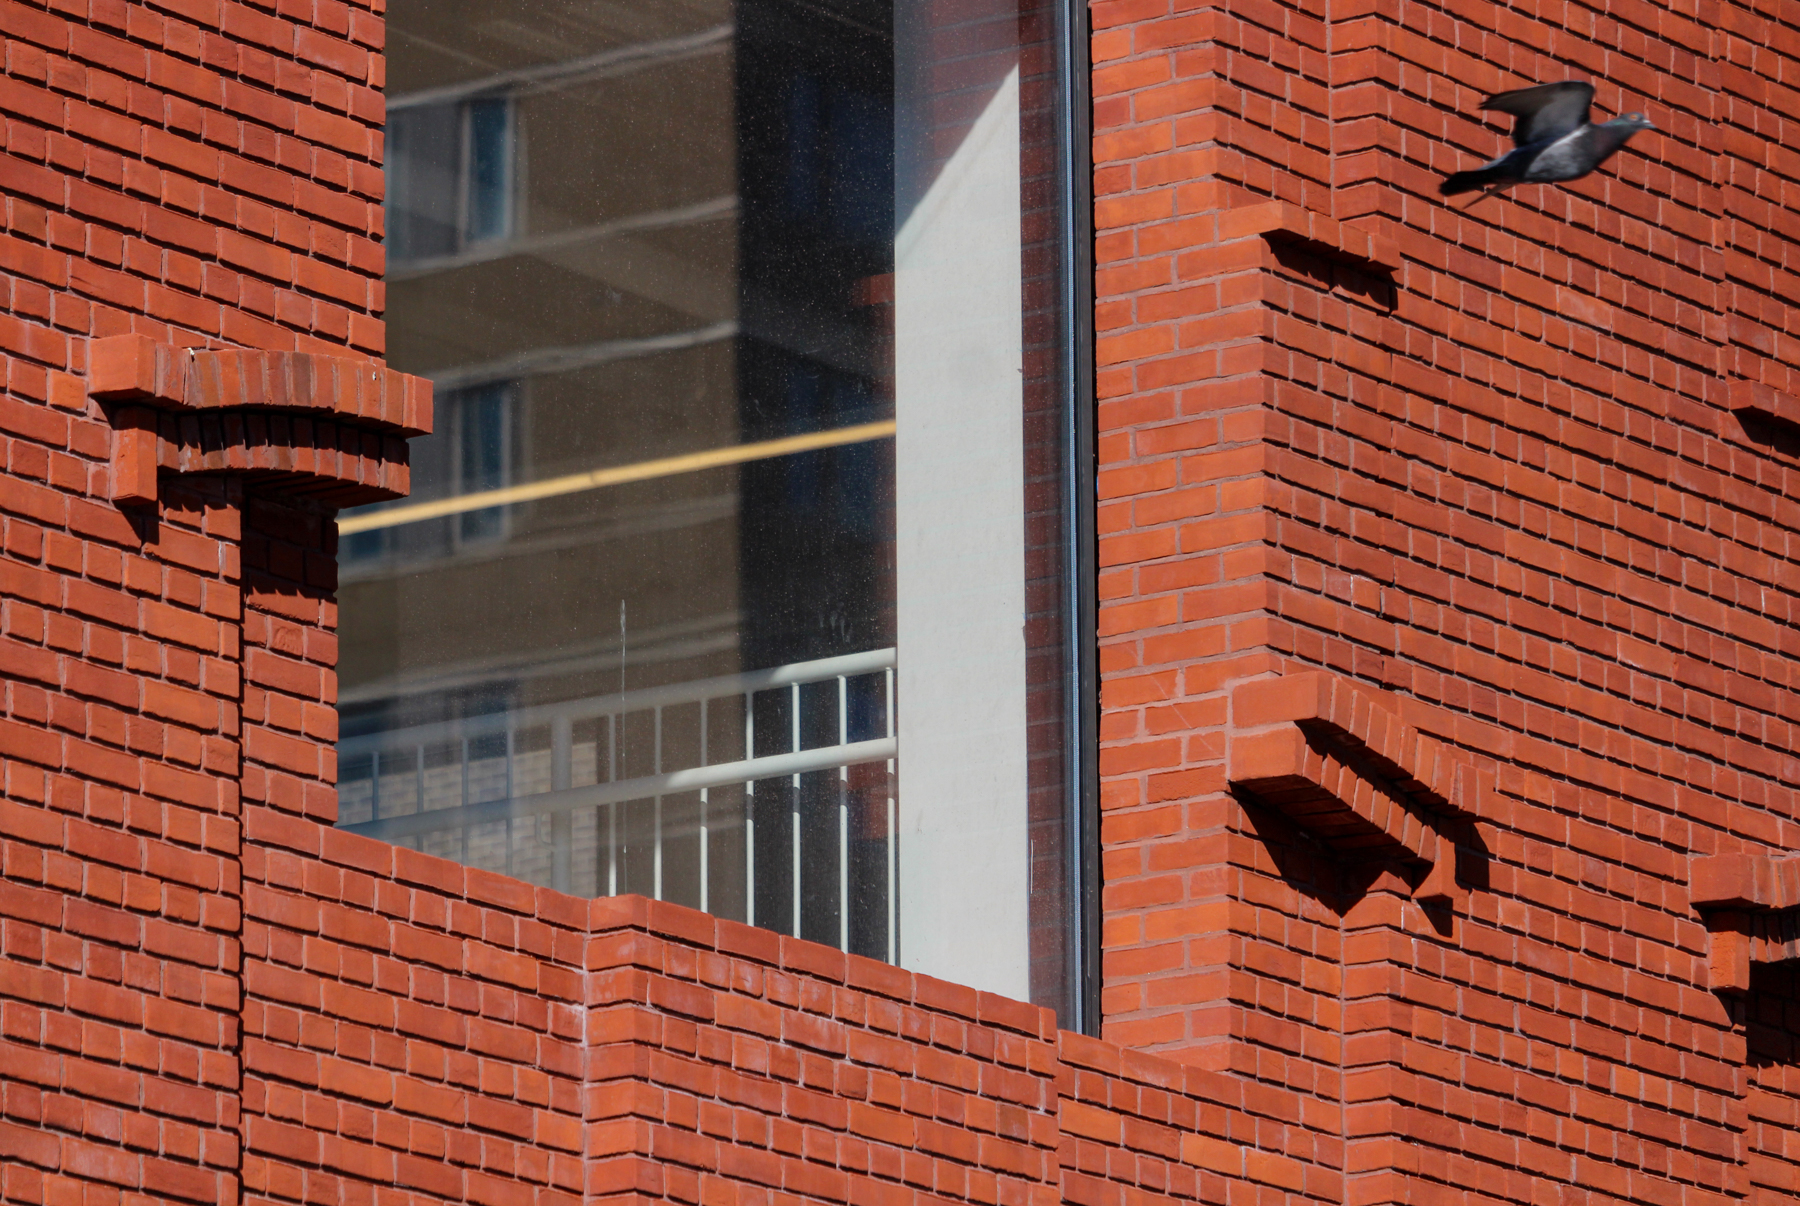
left=2, top=4, right=1798, bottom=1206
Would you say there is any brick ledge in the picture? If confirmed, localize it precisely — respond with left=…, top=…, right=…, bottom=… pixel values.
left=1690, top=852, right=1800, bottom=993
left=86, top=333, right=432, bottom=508
left=1222, top=200, right=1403, bottom=274
left=1226, top=671, right=1485, bottom=908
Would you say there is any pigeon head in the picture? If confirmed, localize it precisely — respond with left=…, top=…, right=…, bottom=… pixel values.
left=1611, top=112, right=1656, bottom=133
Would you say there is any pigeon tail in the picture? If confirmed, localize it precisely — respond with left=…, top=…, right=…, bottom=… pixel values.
left=1440, top=165, right=1503, bottom=196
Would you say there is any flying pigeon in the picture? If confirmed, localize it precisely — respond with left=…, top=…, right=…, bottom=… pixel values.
left=1439, top=82, right=1655, bottom=199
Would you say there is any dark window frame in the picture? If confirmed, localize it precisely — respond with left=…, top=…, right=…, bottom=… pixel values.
left=1054, top=0, right=1099, bottom=1036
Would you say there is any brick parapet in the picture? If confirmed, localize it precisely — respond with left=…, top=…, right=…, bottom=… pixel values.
left=579, top=895, right=1065, bottom=1206
left=1058, top=1030, right=1340, bottom=1206
left=239, top=813, right=591, bottom=1206
left=219, top=812, right=1339, bottom=1206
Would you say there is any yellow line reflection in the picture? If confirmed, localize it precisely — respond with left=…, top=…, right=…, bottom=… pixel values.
left=338, top=419, right=898, bottom=535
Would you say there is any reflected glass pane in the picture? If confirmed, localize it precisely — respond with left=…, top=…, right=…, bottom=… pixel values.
left=340, top=0, right=1079, bottom=1017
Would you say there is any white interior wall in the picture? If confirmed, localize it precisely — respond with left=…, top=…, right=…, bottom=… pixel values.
left=892, top=65, right=1031, bottom=1002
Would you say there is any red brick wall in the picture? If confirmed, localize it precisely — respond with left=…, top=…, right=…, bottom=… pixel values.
left=237, top=842, right=1358, bottom=1206
left=239, top=824, right=589, bottom=1206
left=1091, top=0, right=1800, bottom=1202
left=1058, top=1030, right=1338, bottom=1206
left=0, top=473, right=245, bottom=1206
left=0, top=0, right=384, bottom=360
left=581, top=896, right=1061, bottom=1206
left=0, top=0, right=396, bottom=1200
left=5, top=767, right=1334, bottom=1206
left=5, top=0, right=1800, bottom=1199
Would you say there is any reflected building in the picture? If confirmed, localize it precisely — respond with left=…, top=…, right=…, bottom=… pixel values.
left=337, top=0, right=1081, bottom=1014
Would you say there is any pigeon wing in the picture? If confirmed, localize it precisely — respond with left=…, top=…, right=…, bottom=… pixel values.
left=1482, top=81, right=1595, bottom=146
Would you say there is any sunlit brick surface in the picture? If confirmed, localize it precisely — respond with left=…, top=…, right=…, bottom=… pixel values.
left=0, top=0, right=386, bottom=1197
left=1092, top=0, right=1800, bottom=1200
left=5, top=0, right=1800, bottom=1200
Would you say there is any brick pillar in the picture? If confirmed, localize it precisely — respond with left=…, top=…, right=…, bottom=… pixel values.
left=0, top=466, right=246, bottom=1206
left=0, top=346, right=420, bottom=1206
left=239, top=496, right=339, bottom=828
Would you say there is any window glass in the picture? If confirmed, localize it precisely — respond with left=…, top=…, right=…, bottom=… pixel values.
left=340, top=0, right=1082, bottom=1016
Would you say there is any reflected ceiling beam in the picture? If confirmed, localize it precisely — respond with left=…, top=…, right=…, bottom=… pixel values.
left=535, top=233, right=735, bottom=327
left=390, top=23, right=732, bottom=111
left=388, top=195, right=737, bottom=282
left=339, top=418, right=896, bottom=534
left=391, top=196, right=739, bottom=337
left=429, top=320, right=738, bottom=393
left=340, top=492, right=737, bottom=583
left=390, top=179, right=872, bottom=379
left=389, top=274, right=594, bottom=367
left=396, top=227, right=868, bottom=381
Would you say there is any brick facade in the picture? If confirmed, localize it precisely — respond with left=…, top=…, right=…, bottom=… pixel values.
left=1091, top=0, right=1800, bottom=1202
left=3, top=0, right=1800, bottom=1202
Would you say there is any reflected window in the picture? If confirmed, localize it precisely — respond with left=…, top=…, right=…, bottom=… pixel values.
left=340, top=0, right=1085, bottom=1018
left=457, top=381, right=512, bottom=539
left=345, top=381, right=515, bottom=561
left=388, top=96, right=517, bottom=262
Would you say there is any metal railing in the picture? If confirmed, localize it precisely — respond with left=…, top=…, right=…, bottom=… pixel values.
left=336, top=649, right=897, bottom=959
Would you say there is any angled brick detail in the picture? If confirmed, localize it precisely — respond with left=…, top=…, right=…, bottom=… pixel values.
left=87, top=335, right=432, bottom=508
left=1692, top=853, right=1800, bottom=912
left=1226, top=671, right=1482, bottom=907
left=1691, top=853, right=1800, bottom=994
left=1221, top=202, right=1401, bottom=275
left=90, top=336, right=433, bottom=434
left=1727, top=380, right=1800, bottom=438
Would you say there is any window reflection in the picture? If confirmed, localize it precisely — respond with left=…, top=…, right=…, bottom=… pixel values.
left=387, top=96, right=518, bottom=261
left=340, top=0, right=1076, bottom=1013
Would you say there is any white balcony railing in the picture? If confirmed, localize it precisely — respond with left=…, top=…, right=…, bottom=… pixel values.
left=336, top=649, right=897, bottom=959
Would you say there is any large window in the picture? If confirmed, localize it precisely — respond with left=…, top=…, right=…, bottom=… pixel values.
left=339, top=0, right=1092, bottom=1022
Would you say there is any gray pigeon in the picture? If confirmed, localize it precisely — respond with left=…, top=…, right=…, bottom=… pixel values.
left=1439, top=82, right=1655, bottom=198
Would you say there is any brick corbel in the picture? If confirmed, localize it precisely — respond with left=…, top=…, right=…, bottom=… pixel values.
left=1226, top=672, right=1486, bottom=908
left=1727, top=380, right=1800, bottom=435
left=88, top=333, right=433, bottom=508
left=1689, top=852, right=1800, bottom=993
left=1221, top=201, right=1403, bottom=276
